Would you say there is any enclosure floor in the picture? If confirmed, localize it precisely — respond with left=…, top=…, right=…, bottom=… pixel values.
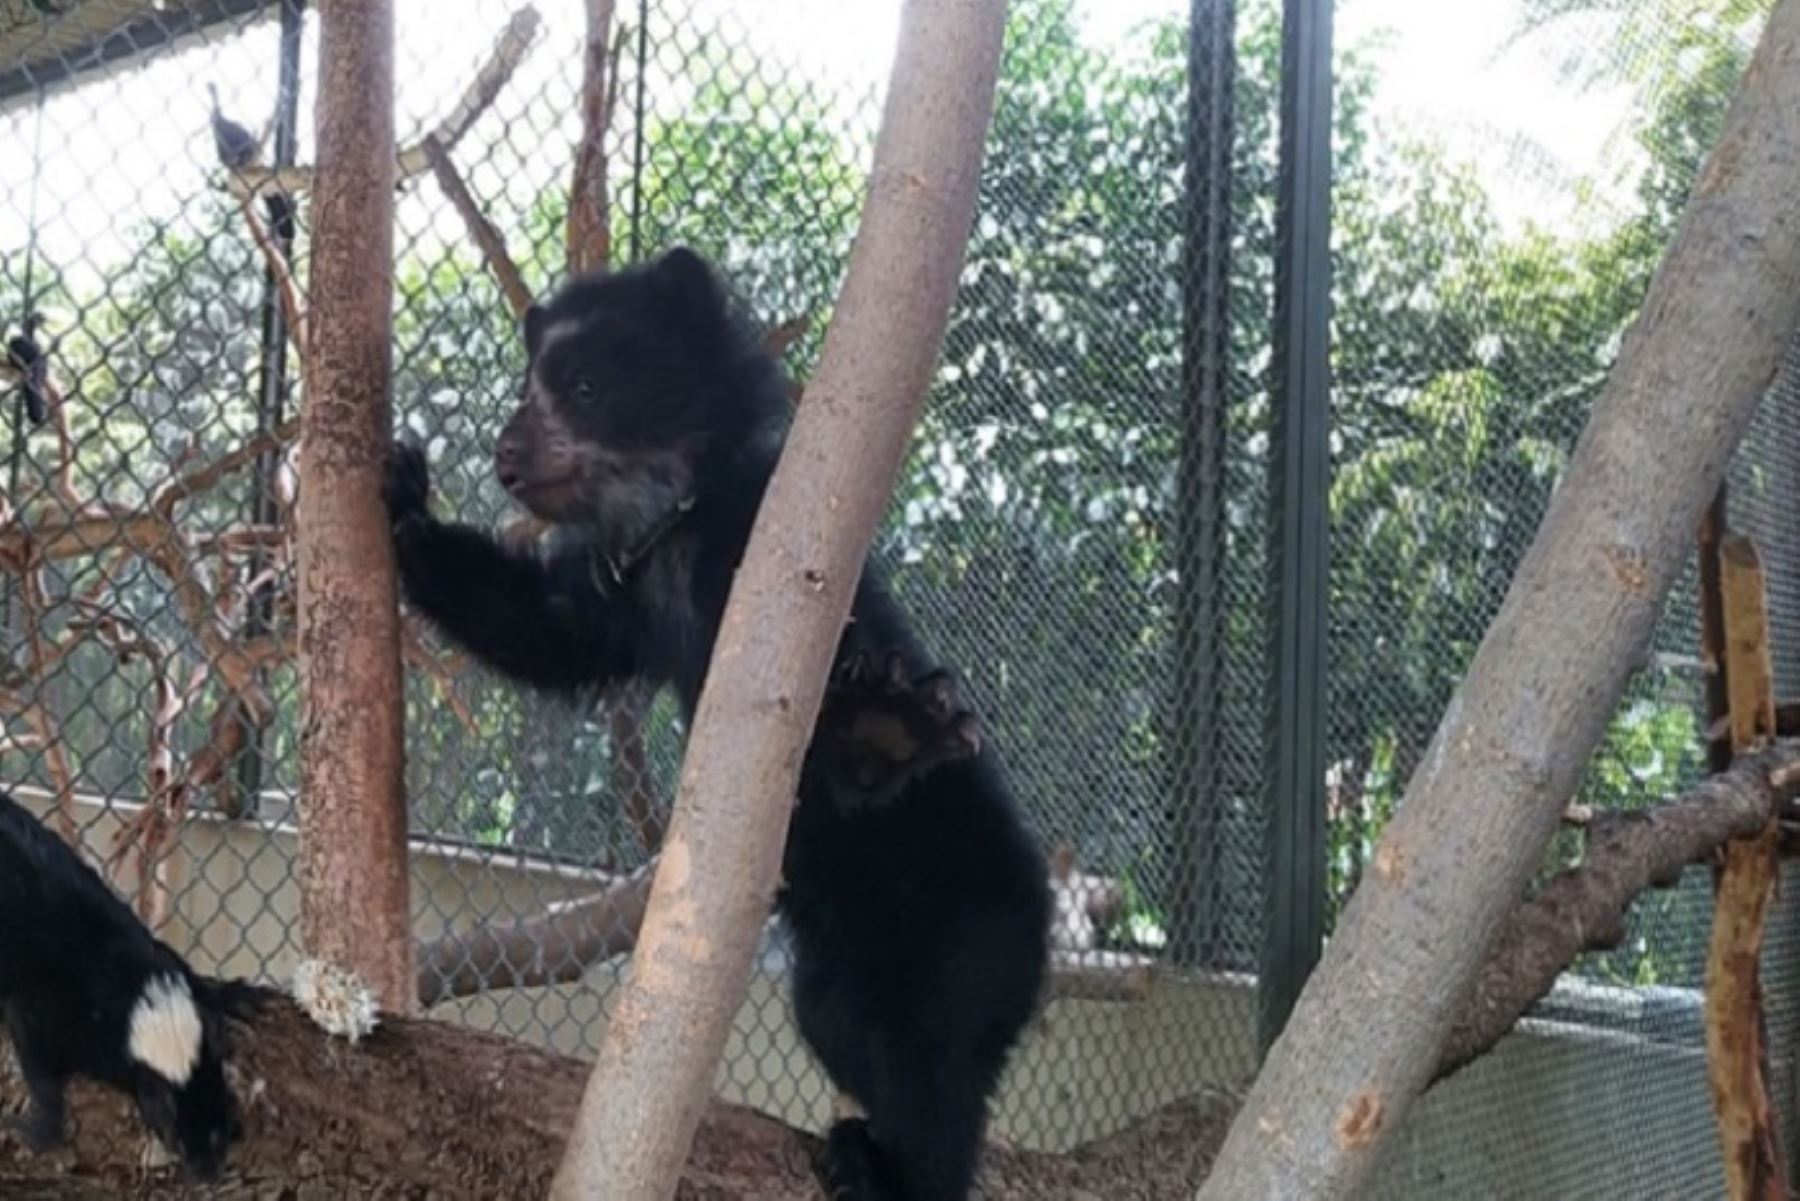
left=0, top=1092, right=1236, bottom=1199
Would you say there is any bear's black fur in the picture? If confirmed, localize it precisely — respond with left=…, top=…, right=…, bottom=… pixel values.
left=0, top=792, right=253, bottom=1176
left=386, top=247, right=1050, bottom=1201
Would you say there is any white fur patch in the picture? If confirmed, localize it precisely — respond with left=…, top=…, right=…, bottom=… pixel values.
left=127, top=974, right=203, bottom=1086
left=535, top=318, right=583, bottom=360
left=291, top=958, right=378, bottom=1044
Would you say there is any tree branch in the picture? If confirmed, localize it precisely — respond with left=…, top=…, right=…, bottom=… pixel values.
left=295, top=0, right=413, bottom=1013
left=417, top=862, right=656, bottom=1005
left=415, top=858, right=1153, bottom=1007
left=566, top=0, right=619, bottom=274
left=227, top=7, right=543, bottom=202
left=551, top=1, right=1012, bottom=1190
left=423, top=136, right=535, bottom=321
left=1705, top=533, right=1788, bottom=1200
left=231, top=189, right=309, bottom=360
left=1434, top=742, right=1800, bottom=1083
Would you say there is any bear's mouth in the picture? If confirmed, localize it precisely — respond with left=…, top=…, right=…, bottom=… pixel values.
left=506, top=475, right=587, bottom=522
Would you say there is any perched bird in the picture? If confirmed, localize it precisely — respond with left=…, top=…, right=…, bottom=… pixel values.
left=208, top=84, right=296, bottom=241
left=207, top=82, right=261, bottom=171
left=6, top=312, right=49, bottom=427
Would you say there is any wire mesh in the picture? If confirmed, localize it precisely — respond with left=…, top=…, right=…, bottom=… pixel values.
left=0, top=0, right=1256, bottom=1170
left=1, top=0, right=1795, bottom=1192
left=1324, top=0, right=1790, bottom=1196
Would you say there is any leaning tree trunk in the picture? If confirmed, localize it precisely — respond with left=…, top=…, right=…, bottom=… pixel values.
left=1198, top=4, right=1800, bottom=1199
left=294, top=0, right=414, bottom=1013
left=548, top=0, right=1012, bottom=1197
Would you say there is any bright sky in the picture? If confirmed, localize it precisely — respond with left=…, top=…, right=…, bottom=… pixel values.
left=0, top=0, right=1658, bottom=299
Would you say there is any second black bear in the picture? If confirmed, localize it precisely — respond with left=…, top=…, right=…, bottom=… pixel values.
left=0, top=792, right=254, bottom=1176
left=387, top=248, right=1050, bottom=1201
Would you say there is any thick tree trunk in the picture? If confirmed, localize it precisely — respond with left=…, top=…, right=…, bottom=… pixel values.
left=549, top=1, right=1011, bottom=1197
left=0, top=993, right=1237, bottom=1200
left=1197, top=4, right=1800, bottom=1198
left=295, top=0, right=414, bottom=1013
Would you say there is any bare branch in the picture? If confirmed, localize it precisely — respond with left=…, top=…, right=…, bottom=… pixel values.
left=1434, top=742, right=1800, bottom=1082
left=553, top=0, right=1013, bottom=1191
left=294, top=0, right=413, bottom=1013
left=1704, top=533, right=1787, bottom=1199
left=227, top=6, right=544, bottom=202
left=567, top=0, right=618, bottom=274
left=422, top=136, right=534, bottom=321
left=232, top=190, right=309, bottom=360
left=417, top=862, right=656, bottom=1005
left=1199, top=4, right=1800, bottom=1194
left=421, top=854, right=1155, bottom=1008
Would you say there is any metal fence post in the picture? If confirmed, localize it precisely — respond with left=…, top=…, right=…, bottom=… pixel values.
left=1260, top=0, right=1332, bottom=1054
left=234, top=0, right=307, bottom=815
left=1169, top=0, right=1237, bottom=971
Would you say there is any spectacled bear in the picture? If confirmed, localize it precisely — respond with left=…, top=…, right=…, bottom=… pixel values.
left=386, top=247, right=1050, bottom=1201
left=0, top=792, right=255, bottom=1177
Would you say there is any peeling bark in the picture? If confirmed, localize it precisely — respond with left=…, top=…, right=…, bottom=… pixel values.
left=1704, top=534, right=1788, bottom=1200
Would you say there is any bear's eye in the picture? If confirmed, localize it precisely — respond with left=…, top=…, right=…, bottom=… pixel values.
left=572, top=376, right=595, bottom=403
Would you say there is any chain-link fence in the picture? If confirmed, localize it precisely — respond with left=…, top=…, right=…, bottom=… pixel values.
left=0, top=0, right=1795, bottom=1194
left=1322, top=0, right=1797, bottom=1196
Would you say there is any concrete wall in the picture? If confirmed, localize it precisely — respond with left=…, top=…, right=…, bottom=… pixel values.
left=15, top=791, right=1761, bottom=1196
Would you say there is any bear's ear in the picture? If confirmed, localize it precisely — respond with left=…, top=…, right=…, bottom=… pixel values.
left=522, top=303, right=549, bottom=359
left=650, top=246, right=725, bottom=324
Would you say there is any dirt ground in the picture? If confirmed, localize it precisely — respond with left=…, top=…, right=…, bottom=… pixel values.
left=0, top=1090, right=1240, bottom=1199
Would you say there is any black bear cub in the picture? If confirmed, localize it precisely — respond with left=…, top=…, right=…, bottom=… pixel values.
left=387, top=247, right=1050, bottom=1200
left=0, top=792, right=252, bottom=1177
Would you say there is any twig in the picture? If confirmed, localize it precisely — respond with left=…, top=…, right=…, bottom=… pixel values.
left=227, top=6, right=544, bottom=202
left=422, top=137, right=534, bottom=321
left=567, top=0, right=619, bottom=274
left=233, top=189, right=309, bottom=360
